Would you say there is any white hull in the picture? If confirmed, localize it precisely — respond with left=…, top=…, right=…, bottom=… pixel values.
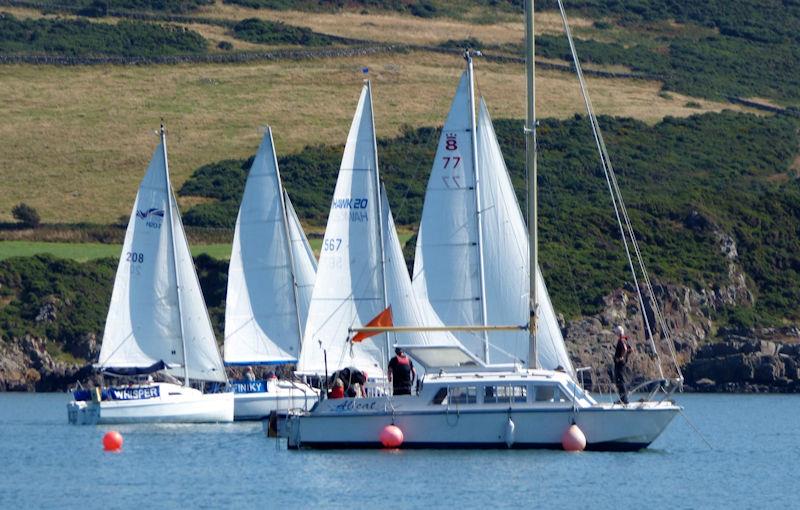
left=286, top=399, right=677, bottom=450
left=67, top=383, right=234, bottom=425
left=283, top=369, right=680, bottom=451
left=233, top=380, right=319, bottom=421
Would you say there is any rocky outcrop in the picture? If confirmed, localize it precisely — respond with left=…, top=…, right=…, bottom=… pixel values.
left=0, top=334, right=98, bottom=392
left=683, top=332, right=800, bottom=392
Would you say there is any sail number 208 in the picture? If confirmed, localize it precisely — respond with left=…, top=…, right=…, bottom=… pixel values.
left=126, top=251, right=144, bottom=263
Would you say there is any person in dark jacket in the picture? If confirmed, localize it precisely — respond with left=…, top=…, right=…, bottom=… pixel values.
left=613, top=325, right=632, bottom=404
left=388, top=347, right=416, bottom=396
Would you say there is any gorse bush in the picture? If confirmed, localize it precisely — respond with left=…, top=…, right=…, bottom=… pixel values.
left=231, top=18, right=336, bottom=46
left=0, top=13, right=207, bottom=57
left=12, top=203, right=41, bottom=229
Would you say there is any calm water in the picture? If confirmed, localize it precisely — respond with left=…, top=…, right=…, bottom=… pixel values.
left=0, top=393, right=796, bottom=509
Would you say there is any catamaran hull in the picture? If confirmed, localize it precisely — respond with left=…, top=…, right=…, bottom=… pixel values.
left=285, top=403, right=678, bottom=451
left=67, top=385, right=234, bottom=424
left=234, top=385, right=319, bottom=421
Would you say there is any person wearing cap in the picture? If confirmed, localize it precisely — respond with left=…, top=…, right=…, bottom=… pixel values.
left=613, top=325, right=631, bottom=404
left=388, top=347, right=416, bottom=396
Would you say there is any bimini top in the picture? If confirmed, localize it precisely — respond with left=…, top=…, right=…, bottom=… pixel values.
left=397, top=344, right=522, bottom=373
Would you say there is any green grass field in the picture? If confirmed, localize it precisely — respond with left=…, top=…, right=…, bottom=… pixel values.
left=0, top=234, right=413, bottom=262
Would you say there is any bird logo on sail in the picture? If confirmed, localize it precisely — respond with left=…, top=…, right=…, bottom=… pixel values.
left=136, top=208, right=165, bottom=229
left=136, top=208, right=165, bottom=219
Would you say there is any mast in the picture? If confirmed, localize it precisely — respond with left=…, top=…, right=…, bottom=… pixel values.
left=367, top=80, right=392, bottom=359
left=466, top=51, right=491, bottom=363
left=161, top=124, right=190, bottom=386
left=525, top=0, right=539, bottom=369
left=272, top=126, right=305, bottom=356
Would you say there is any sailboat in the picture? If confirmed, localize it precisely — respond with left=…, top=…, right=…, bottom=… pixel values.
left=296, top=80, right=459, bottom=385
left=282, top=0, right=681, bottom=450
left=67, top=126, right=233, bottom=424
left=223, top=127, right=318, bottom=420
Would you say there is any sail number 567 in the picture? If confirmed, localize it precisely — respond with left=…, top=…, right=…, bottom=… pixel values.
left=323, top=238, right=342, bottom=252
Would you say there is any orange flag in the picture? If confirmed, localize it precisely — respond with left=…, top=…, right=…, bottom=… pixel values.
left=352, top=306, right=393, bottom=343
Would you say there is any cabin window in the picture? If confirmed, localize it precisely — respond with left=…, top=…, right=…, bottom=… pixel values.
left=534, top=385, right=567, bottom=403
left=511, top=385, right=527, bottom=403
left=483, top=385, right=522, bottom=404
left=431, top=387, right=448, bottom=405
left=448, top=386, right=477, bottom=404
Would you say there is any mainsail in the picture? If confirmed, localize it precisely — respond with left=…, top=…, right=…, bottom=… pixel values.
left=413, top=68, right=574, bottom=374
left=412, top=71, right=485, bottom=359
left=98, top=131, right=226, bottom=383
left=224, top=128, right=317, bottom=365
left=297, top=83, right=386, bottom=376
left=297, top=82, right=460, bottom=377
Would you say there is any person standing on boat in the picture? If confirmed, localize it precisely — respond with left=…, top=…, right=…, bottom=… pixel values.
left=388, top=347, right=416, bottom=396
left=613, top=325, right=632, bottom=404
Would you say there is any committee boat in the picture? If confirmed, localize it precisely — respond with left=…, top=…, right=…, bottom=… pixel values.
left=283, top=0, right=682, bottom=450
left=223, top=127, right=318, bottom=420
left=67, top=126, right=233, bottom=424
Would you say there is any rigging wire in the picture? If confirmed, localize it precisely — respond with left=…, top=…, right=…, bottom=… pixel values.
left=554, top=0, right=683, bottom=380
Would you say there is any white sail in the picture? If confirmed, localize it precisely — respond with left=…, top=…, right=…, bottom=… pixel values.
left=296, top=84, right=386, bottom=377
left=170, top=191, right=228, bottom=383
left=412, top=71, right=485, bottom=358
left=285, top=192, right=317, bottom=338
left=98, top=136, right=226, bottom=383
left=476, top=98, right=574, bottom=374
left=224, top=130, right=314, bottom=365
left=380, top=186, right=461, bottom=349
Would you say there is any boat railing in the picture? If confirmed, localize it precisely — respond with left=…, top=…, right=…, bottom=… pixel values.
left=627, top=378, right=682, bottom=403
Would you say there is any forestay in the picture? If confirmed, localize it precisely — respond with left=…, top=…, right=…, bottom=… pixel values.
left=98, top=137, right=226, bottom=383
left=297, top=84, right=386, bottom=377
left=476, top=99, right=573, bottom=374
left=412, top=71, right=485, bottom=358
left=224, top=129, right=316, bottom=365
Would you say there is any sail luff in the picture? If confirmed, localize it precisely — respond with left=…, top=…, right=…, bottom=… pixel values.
left=367, top=80, right=392, bottom=359
left=467, top=55, right=491, bottom=363
left=272, top=127, right=306, bottom=352
left=161, top=126, right=190, bottom=386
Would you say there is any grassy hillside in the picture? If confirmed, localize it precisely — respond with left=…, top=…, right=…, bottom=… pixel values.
left=0, top=51, right=740, bottom=225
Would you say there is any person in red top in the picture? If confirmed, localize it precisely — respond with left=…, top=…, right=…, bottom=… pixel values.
left=328, top=378, right=345, bottom=399
left=613, top=325, right=632, bottom=405
left=388, top=347, right=416, bottom=396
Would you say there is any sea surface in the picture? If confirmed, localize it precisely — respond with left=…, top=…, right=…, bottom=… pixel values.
left=0, top=392, right=796, bottom=509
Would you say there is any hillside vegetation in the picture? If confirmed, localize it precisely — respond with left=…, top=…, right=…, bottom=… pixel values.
left=178, top=110, right=800, bottom=324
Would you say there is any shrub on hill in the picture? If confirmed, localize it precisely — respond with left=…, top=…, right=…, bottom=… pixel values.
left=231, top=18, right=336, bottom=46
left=11, top=203, right=41, bottom=229
left=0, top=13, right=207, bottom=57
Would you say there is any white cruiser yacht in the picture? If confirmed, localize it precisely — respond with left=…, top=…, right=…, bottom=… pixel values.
left=282, top=0, right=682, bottom=450
left=286, top=345, right=678, bottom=450
left=68, top=126, right=233, bottom=424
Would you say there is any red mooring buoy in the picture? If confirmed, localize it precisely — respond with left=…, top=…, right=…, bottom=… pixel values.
left=380, top=425, right=404, bottom=448
left=103, top=431, right=124, bottom=452
left=561, top=424, right=586, bottom=452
